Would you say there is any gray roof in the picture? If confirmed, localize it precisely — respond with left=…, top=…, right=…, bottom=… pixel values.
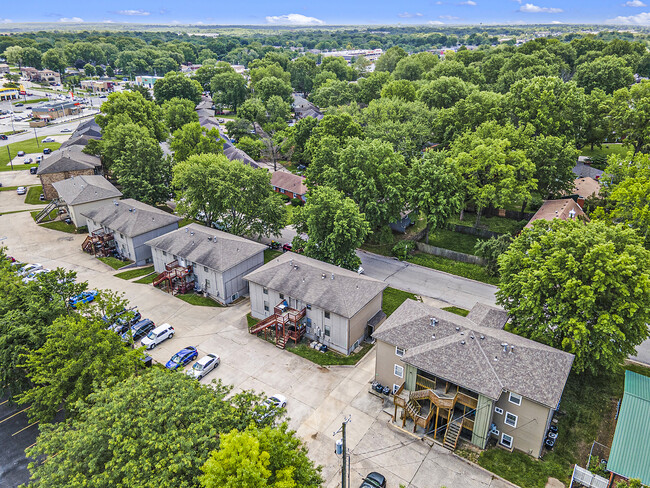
left=196, top=108, right=215, bottom=120
left=37, top=146, right=101, bottom=175
left=244, top=252, right=387, bottom=319
left=52, top=175, right=122, bottom=205
left=60, top=134, right=99, bottom=149
left=196, top=100, right=213, bottom=110
left=223, top=146, right=259, bottom=168
left=75, top=118, right=102, bottom=139
left=81, top=198, right=181, bottom=238
left=573, top=161, right=603, bottom=179
left=145, top=223, right=266, bottom=273
left=465, top=303, right=509, bottom=329
left=373, top=300, right=574, bottom=409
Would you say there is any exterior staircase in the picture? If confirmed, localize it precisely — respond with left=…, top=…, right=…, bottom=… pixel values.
left=276, top=333, right=288, bottom=349
left=443, top=419, right=463, bottom=450
left=35, top=199, right=60, bottom=223
left=405, top=400, right=421, bottom=419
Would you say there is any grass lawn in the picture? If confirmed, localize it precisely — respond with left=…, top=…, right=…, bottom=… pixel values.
left=478, top=363, right=650, bottom=488
left=0, top=140, right=62, bottom=170
left=442, top=306, right=469, bottom=316
left=176, top=293, right=223, bottom=307
left=264, top=249, right=282, bottom=263
left=134, top=273, right=157, bottom=284
left=581, top=143, right=630, bottom=161
left=98, top=256, right=129, bottom=270
left=383, top=287, right=417, bottom=317
left=15, top=98, right=48, bottom=104
left=115, top=266, right=155, bottom=280
left=407, top=252, right=499, bottom=285
left=24, top=185, right=46, bottom=205
left=427, top=228, right=485, bottom=256
left=0, top=186, right=19, bottom=192
left=286, top=341, right=373, bottom=366
left=448, top=214, right=525, bottom=235
left=39, top=220, right=85, bottom=233
left=1, top=130, right=26, bottom=136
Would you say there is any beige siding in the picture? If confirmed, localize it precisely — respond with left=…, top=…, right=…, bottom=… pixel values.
left=348, top=292, right=383, bottom=353
left=67, top=198, right=115, bottom=228
left=374, top=339, right=406, bottom=392
left=493, top=392, right=550, bottom=458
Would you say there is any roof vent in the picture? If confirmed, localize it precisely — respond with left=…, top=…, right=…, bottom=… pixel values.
left=113, top=200, right=119, bottom=206
left=431, top=335, right=436, bottom=339
left=322, top=273, right=326, bottom=279
left=480, top=335, right=485, bottom=340
left=470, top=335, right=475, bottom=339
left=569, top=209, right=576, bottom=219
left=460, top=340, right=466, bottom=345
left=190, top=231, right=194, bottom=236
left=294, top=265, right=298, bottom=270
left=494, top=356, right=498, bottom=361
left=331, top=273, right=334, bottom=280
left=207, top=237, right=212, bottom=241
left=502, top=342, right=509, bottom=353
left=430, top=318, right=437, bottom=327
left=185, top=228, right=189, bottom=233
left=455, top=327, right=460, bottom=331
left=510, top=345, right=515, bottom=353
left=290, top=259, right=293, bottom=267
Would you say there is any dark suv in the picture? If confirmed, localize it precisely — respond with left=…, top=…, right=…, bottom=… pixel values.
left=122, top=318, right=155, bottom=343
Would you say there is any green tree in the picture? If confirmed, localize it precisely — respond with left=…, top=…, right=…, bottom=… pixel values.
left=581, top=88, right=611, bottom=151
left=392, top=55, right=425, bottom=81
left=434, top=90, right=506, bottom=144
left=255, top=76, right=293, bottom=103
left=224, top=118, right=254, bottom=142
left=289, top=56, right=317, bottom=95
left=375, top=46, right=407, bottom=73
left=153, top=56, right=180, bottom=76
left=277, top=116, right=319, bottom=164
left=250, top=63, right=291, bottom=87
left=293, top=186, right=370, bottom=270
left=310, top=79, right=357, bottom=108
left=163, top=97, right=199, bottom=133
left=497, top=219, right=650, bottom=374
left=210, top=71, right=248, bottom=112
left=475, top=234, right=513, bottom=276
left=236, top=136, right=265, bottom=160
left=173, top=154, right=286, bottom=238
left=125, top=82, right=154, bottom=101
left=200, top=424, right=323, bottom=488
left=194, top=63, right=232, bottom=90
left=105, top=65, right=115, bottom=77
left=22, top=47, right=42, bottom=69
left=153, top=71, right=202, bottom=105
left=573, top=55, right=635, bottom=95
left=407, top=151, right=462, bottom=244
left=320, top=56, right=353, bottom=81
left=83, top=63, right=96, bottom=77
left=18, top=312, right=143, bottom=422
left=355, top=71, right=391, bottom=105
left=526, top=134, right=579, bottom=198
left=265, top=95, right=291, bottom=124
left=170, top=122, right=224, bottom=162
left=418, top=76, right=474, bottom=109
left=305, top=112, right=363, bottom=160
left=41, top=48, right=67, bottom=73
left=96, top=91, right=167, bottom=142
left=238, top=97, right=267, bottom=133
left=3, top=45, right=24, bottom=66
left=26, top=369, right=282, bottom=488
left=380, top=79, right=416, bottom=102
left=610, top=81, right=650, bottom=155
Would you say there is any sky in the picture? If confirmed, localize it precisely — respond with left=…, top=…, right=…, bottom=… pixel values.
left=3, top=0, right=650, bottom=26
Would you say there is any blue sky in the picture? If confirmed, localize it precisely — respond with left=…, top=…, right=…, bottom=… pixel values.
left=3, top=0, right=650, bottom=26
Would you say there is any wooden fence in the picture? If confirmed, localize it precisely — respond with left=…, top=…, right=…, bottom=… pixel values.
left=415, top=242, right=486, bottom=265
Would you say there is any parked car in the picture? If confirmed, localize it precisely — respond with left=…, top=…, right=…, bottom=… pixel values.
left=16, top=186, right=27, bottom=195
left=121, top=318, right=155, bottom=343
left=63, top=217, right=72, bottom=224
left=282, top=243, right=292, bottom=252
left=30, top=167, right=37, bottom=174
left=263, top=394, right=287, bottom=409
left=23, top=158, right=33, bottom=164
left=15, top=103, right=23, bottom=107
left=360, top=472, right=387, bottom=488
left=43, top=148, right=51, bottom=155
left=42, top=137, right=54, bottom=143
left=110, top=311, right=143, bottom=335
left=23, top=268, right=51, bottom=283
left=165, top=346, right=198, bottom=370
left=141, top=323, right=174, bottom=350
left=69, top=290, right=98, bottom=309
left=0, top=134, right=7, bottom=140
left=61, top=128, right=72, bottom=132
left=186, top=354, right=220, bottom=379
left=17, top=150, right=25, bottom=157
left=18, top=263, right=43, bottom=276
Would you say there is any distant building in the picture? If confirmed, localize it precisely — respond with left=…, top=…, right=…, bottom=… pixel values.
left=0, top=63, right=10, bottom=74
left=134, top=75, right=163, bottom=88
left=321, top=49, right=383, bottom=63
left=0, top=87, right=18, bottom=101
left=270, top=171, right=307, bottom=202
left=20, top=67, right=60, bottom=85
left=32, top=101, right=82, bottom=121
left=80, top=80, right=114, bottom=93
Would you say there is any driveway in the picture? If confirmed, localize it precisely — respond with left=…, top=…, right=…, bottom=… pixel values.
left=0, top=169, right=40, bottom=189
left=0, top=210, right=518, bottom=488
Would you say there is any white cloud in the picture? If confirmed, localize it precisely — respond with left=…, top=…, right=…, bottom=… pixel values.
left=459, top=0, right=477, bottom=5
left=518, top=3, right=563, bottom=13
left=428, top=20, right=445, bottom=24
left=608, top=11, right=650, bottom=23
left=265, top=13, right=324, bottom=25
left=551, top=20, right=563, bottom=23
left=117, top=9, right=151, bottom=16
left=0, top=18, right=11, bottom=23
left=624, top=0, right=646, bottom=6
left=439, top=14, right=460, bottom=19
left=59, top=17, right=84, bottom=22
left=102, top=20, right=115, bottom=23
left=398, top=12, right=423, bottom=18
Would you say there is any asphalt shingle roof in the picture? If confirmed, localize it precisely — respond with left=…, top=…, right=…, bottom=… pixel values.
left=145, top=223, right=266, bottom=273
left=373, top=300, right=574, bottom=408
left=525, top=199, right=588, bottom=228
left=244, top=252, right=387, bottom=319
left=270, top=172, right=307, bottom=196
left=52, top=175, right=122, bottom=205
left=36, top=146, right=101, bottom=175
left=81, top=198, right=181, bottom=238
left=573, top=161, right=604, bottom=179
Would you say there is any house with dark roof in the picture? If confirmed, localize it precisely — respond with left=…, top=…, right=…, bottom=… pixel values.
left=373, top=300, right=574, bottom=457
left=52, top=175, right=122, bottom=227
left=82, top=199, right=181, bottom=265
left=244, top=252, right=387, bottom=355
left=145, top=223, right=267, bottom=304
left=525, top=199, right=588, bottom=229
left=37, top=146, right=103, bottom=200
left=270, top=171, right=308, bottom=201
left=573, top=160, right=604, bottom=180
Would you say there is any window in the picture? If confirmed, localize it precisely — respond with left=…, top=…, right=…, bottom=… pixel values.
left=264, top=301, right=269, bottom=312
left=203, top=266, right=208, bottom=272
left=395, top=346, right=405, bottom=357
left=393, top=384, right=400, bottom=394
left=505, top=412, right=518, bottom=428
left=163, top=251, right=167, bottom=256
left=263, top=287, right=268, bottom=295
left=120, top=233, right=124, bottom=239
left=508, top=393, right=522, bottom=406
left=500, top=433, right=513, bottom=449
left=494, top=407, right=503, bottom=415
left=324, top=325, right=331, bottom=337
left=306, top=304, right=311, bottom=310
left=279, top=293, right=284, bottom=300
left=394, top=364, right=404, bottom=378
left=205, top=280, right=210, bottom=289
left=324, top=311, right=330, bottom=319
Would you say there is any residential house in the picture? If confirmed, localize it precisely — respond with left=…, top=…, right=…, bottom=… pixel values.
left=525, top=199, right=588, bottom=229
left=292, top=93, right=323, bottom=120
left=568, top=177, right=600, bottom=207
left=572, top=160, right=603, bottom=180
left=373, top=300, right=574, bottom=457
left=21, top=67, right=60, bottom=85
left=37, top=146, right=103, bottom=200
left=146, top=223, right=267, bottom=304
left=52, top=175, right=122, bottom=227
left=606, top=370, right=650, bottom=486
left=223, top=145, right=259, bottom=168
left=245, top=252, right=387, bottom=355
left=60, top=118, right=102, bottom=150
left=270, top=171, right=307, bottom=202
left=82, top=198, right=181, bottom=265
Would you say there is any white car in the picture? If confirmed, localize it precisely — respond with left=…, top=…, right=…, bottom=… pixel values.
left=19, top=263, right=43, bottom=276
left=16, top=186, right=27, bottom=195
left=263, top=394, right=287, bottom=409
left=187, top=354, right=220, bottom=380
left=23, top=268, right=50, bottom=283
left=141, top=323, right=174, bottom=350
left=42, top=137, right=55, bottom=143
left=61, top=128, right=72, bottom=132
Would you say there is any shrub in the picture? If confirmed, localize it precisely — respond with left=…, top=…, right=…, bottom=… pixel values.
left=290, top=197, right=304, bottom=206
left=392, top=240, right=415, bottom=260
left=474, top=234, right=512, bottom=276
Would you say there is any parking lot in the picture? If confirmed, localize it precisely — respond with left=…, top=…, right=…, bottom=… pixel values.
left=0, top=209, right=517, bottom=488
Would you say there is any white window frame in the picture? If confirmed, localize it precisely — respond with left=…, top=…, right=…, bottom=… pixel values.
left=394, top=364, right=404, bottom=378
left=393, top=384, right=400, bottom=394
left=508, top=392, right=522, bottom=406
left=263, top=287, right=268, bottom=295
left=494, top=407, right=503, bottom=415
left=504, top=411, right=518, bottom=428
left=500, top=433, right=513, bottom=449
left=395, top=346, right=405, bottom=357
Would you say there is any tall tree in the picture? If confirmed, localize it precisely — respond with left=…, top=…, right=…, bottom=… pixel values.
left=289, top=56, right=317, bottom=95
left=375, top=46, right=408, bottom=73
left=3, top=45, right=24, bottom=67
left=573, top=55, right=635, bottom=95
left=170, top=122, right=224, bottom=162
left=610, top=81, right=650, bottom=155
left=497, top=219, right=650, bottom=375
left=41, top=48, right=67, bottom=74
left=293, top=186, right=370, bottom=270
left=153, top=71, right=203, bottom=105
left=163, top=97, right=199, bottom=133
left=526, top=134, right=579, bottom=199
left=210, top=71, right=248, bottom=112
left=254, top=76, right=293, bottom=103
left=418, top=76, right=475, bottom=109
left=407, top=151, right=462, bottom=244
left=173, top=154, right=286, bottom=238
left=96, top=91, right=167, bottom=142
left=380, top=79, right=417, bottom=102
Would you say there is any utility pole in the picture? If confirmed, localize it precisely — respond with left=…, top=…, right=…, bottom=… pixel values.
left=7, top=146, right=13, bottom=170
left=333, top=415, right=352, bottom=488
left=34, top=127, right=39, bottom=148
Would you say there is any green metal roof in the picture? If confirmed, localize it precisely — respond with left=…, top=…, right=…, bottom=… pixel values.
left=607, top=370, right=650, bottom=485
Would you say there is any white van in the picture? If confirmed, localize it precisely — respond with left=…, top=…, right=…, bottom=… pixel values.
left=141, top=323, right=174, bottom=350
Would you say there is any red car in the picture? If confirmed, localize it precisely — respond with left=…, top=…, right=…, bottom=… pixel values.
left=282, top=243, right=292, bottom=252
